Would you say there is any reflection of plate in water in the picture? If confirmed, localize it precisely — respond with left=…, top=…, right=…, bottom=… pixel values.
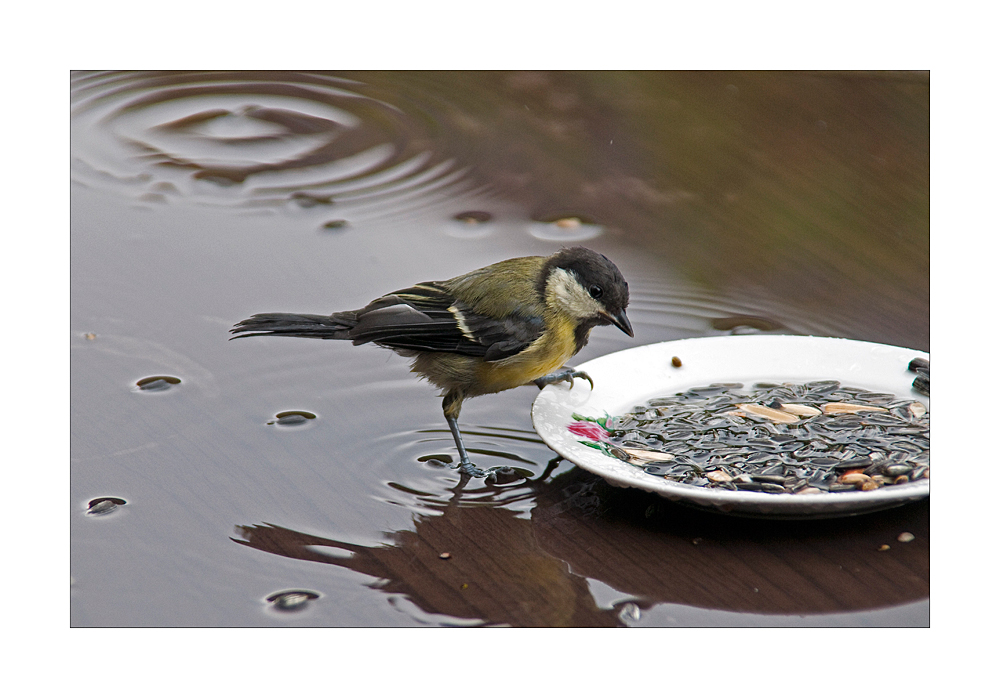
left=532, top=335, right=929, bottom=519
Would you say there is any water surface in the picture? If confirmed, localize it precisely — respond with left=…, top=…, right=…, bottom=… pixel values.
left=71, top=71, right=929, bottom=626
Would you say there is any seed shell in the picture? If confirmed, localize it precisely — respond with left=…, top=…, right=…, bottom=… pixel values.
left=737, top=403, right=800, bottom=424
left=779, top=403, right=822, bottom=417
left=823, top=403, right=889, bottom=414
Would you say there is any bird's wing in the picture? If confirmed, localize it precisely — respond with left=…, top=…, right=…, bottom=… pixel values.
left=348, top=282, right=543, bottom=360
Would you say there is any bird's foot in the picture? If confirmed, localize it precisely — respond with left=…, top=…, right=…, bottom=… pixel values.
left=455, top=461, right=488, bottom=478
left=454, top=461, right=519, bottom=484
left=534, top=367, right=594, bottom=391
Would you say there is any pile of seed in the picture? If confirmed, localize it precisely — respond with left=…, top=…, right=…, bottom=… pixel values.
left=603, top=381, right=929, bottom=494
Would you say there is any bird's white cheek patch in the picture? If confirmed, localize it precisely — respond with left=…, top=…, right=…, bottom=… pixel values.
left=547, top=268, right=603, bottom=319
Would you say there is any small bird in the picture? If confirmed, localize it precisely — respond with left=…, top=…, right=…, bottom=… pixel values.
left=231, top=247, right=633, bottom=477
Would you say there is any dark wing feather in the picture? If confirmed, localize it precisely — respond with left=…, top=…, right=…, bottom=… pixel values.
left=350, top=282, right=542, bottom=360
left=455, top=302, right=544, bottom=361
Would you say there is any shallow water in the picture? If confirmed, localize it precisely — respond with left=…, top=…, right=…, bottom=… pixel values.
left=71, top=71, right=929, bottom=627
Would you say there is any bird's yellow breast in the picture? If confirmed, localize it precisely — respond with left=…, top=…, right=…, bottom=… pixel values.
left=472, top=313, right=580, bottom=395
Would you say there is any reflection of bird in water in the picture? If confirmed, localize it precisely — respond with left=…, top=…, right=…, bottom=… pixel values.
left=232, top=465, right=929, bottom=626
left=231, top=247, right=632, bottom=478
left=232, top=474, right=625, bottom=627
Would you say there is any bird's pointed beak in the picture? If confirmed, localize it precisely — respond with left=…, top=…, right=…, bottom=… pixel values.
left=603, top=308, right=634, bottom=337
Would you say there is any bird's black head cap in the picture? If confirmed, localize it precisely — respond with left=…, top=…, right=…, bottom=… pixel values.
left=538, top=247, right=633, bottom=337
left=540, top=246, right=630, bottom=309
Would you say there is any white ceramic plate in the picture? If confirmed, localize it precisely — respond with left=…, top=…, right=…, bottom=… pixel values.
left=531, top=335, right=930, bottom=518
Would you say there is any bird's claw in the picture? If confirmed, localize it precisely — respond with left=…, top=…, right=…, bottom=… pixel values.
left=534, top=368, right=594, bottom=391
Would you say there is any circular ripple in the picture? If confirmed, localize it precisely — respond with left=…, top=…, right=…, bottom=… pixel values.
left=366, top=423, right=566, bottom=517
left=71, top=71, right=491, bottom=217
left=626, top=274, right=852, bottom=341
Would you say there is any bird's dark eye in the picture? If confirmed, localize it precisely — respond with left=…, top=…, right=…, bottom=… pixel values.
left=588, top=285, right=603, bottom=299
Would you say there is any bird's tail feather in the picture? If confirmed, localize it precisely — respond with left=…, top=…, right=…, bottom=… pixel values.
left=230, top=312, right=355, bottom=340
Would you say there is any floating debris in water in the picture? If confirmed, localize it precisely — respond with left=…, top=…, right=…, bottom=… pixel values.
left=267, top=410, right=317, bottom=426
left=484, top=466, right=527, bottom=485
left=84, top=332, right=97, bottom=340
left=267, top=590, right=319, bottom=612
left=618, top=602, right=641, bottom=624
left=136, top=375, right=181, bottom=391
left=897, top=532, right=916, bottom=543
left=86, top=497, right=127, bottom=515
left=529, top=214, right=603, bottom=242
left=321, top=219, right=348, bottom=230
left=453, top=211, right=492, bottom=224
left=573, top=381, right=929, bottom=495
left=291, top=191, right=334, bottom=208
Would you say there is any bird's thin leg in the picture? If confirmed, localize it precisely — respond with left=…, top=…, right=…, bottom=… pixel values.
left=441, top=392, right=520, bottom=482
left=443, top=391, right=486, bottom=477
left=445, top=414, right=486, bottom=477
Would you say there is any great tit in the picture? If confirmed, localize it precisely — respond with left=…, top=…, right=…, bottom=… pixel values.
left=231, top=246, right=633, bottom=477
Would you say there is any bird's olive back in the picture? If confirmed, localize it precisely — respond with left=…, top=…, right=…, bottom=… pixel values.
left=443, top=256, right=548, bottom=319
